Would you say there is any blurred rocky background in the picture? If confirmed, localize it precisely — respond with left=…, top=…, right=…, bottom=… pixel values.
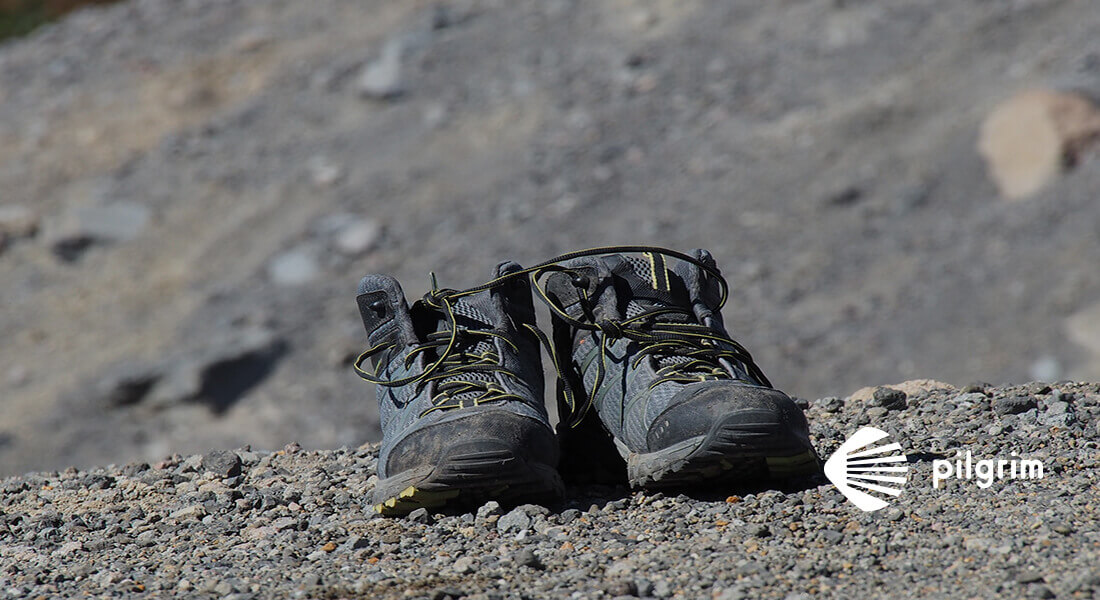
left=1, top=0, right=1099, bottom=476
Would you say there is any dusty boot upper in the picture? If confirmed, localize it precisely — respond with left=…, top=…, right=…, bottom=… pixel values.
left=355, top=262, right=553, bottom=480
left=543, top=248, right=807, bottom=455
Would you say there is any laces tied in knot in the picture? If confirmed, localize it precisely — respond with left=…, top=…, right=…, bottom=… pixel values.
left=423, top=288, right=458, bottom=308
left=596, top=319, right=624, bottom=339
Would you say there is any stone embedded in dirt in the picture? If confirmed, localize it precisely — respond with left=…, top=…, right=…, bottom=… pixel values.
left=849, top=379, right=954, bottom=403
left=201, top=450, right=243, bottom=478
left=267, top=246, right=321, bottom=286
left=873, top=387, right=908, bottom=411
left=452, top=556, right=477, bottom=575
left=46, top=202, right=151, bottom=261
left=496, top=507, right=533, bottom=533
left=1029, top=355, right=1063, bottom=383
left=515, top=548, right=544, bottom=570
left=1065, top=301, right=1100, bottom=377
left=358, top=40, right=405, bottom=100
left=978, top=89, right=1100, bottom=200
left=148, top=326, right=286, bottom=412
left=994, top=395, right=1038, bottom=416
left=77, top=362, right=164, bottom=408
left=604, top=580, right=638, bottom=597
left=306, top=155, right=345, bottom=188
left=407, top=507, right=434, bottom=524
left=334, top=218, right=381, bottom=256
left=0, top=205, right=40, bottom=238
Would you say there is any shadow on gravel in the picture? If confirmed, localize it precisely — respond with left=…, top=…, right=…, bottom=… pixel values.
left=675, top=473, right=828, bottom=504
left=420, top=475, right=827, bottom=519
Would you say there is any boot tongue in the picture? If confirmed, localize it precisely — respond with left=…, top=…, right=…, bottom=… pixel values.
left=443, top=294, right=497, bottom=331
left=606, top=254, right=712, bottom=372
left=608, top=254, right=693, bottom=322
left=410, top=273, right=507, bottom=406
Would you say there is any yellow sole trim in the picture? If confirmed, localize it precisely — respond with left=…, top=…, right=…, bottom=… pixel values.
left=765, top=451, right=820, bottom=476
left=373, top=486, right=462, bottom=516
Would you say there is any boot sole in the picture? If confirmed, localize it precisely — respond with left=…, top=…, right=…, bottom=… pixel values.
left=622, top=409, right=821, bottom=489
left=371, top=441, right=564, bottom=516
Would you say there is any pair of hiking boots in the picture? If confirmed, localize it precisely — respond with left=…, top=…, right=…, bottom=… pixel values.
left=354, top=246, right=817, bottom=516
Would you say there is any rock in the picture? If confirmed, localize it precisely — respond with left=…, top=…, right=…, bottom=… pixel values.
left=0, top=205, right=39, bottom=238
left=148, top=326, right=285, bottom=411
left=994, top=396, right=1037, bottom=416
left=515, top=548, right=543, bottom=570
left=306, top=156, right=344, bottom=188
left=873, top=387, right=908, bottom=411
left=476, top=500, right=503, bottom=520
left=168, top=505, right=207, bottom=521
left=604, top=580, right=638, bottom=597
left=334, top=218, right=380, bottom=256
left=267, top=246, right=321, bottom=286
left=978, top=89, right=1100, bottom=200
left=407, top=508, right=433, bottom=524
left=452, top=556, right=477, bottom=575
left=80, top=362, right=163, bottom=408
left=961, top=382, right=990, bottom=395
left=849, top=380, right=954, bottom=403
left=358, top=40, right=404, bottom=100
left=496, top=507, right=533, bottom=533
left=48, top=202, right=151, bottom=261
left=1029, top=355, right=1062, bottom=383
left=1040, top=399, right=1076, bottom=427
left=866, top=406, right=889, bottom=420
left=1065, top=302, right=1100, bottom=377
left=201, top=450, right=243, bottom=478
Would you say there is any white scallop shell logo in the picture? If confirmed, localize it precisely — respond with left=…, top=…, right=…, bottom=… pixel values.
left=824, top=426, right=910, bottom=512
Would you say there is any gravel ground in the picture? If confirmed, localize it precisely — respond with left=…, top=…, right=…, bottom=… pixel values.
left=2, top=381, right=1097, bottom=599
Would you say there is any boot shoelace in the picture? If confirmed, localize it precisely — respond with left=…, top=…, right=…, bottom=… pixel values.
left=354, top=293, right=526, bottom=417
left=354, top=246, right=770, bottom=425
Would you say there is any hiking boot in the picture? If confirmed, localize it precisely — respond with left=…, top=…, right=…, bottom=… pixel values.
left=355, top=262, right=562, bottom=515
left=539, top=248, right=818, bottom=489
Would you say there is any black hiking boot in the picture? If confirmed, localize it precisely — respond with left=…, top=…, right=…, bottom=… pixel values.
left=355, top=262, right=563, bottom=515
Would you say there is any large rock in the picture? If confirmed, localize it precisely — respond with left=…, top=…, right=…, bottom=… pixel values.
left=978, top=89, right=1100, bottom=200
left=148, top=326, right=286, bottom=412
left=1066, top=301, right=1100, bottom=379
left=334, top=218, right=380, bottom=256
left=0, top=205, right=40, bottom=239
left=46, top=202, right=152, bottom=261
left=357, top=39, right=405, bottom=100
left=266, top=246, right=321, bottom=286
left=848, top=379, right=955, bottom=403
left=80, top=362, right=164, bottom=408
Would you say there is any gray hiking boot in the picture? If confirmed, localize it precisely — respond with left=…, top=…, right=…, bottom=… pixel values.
left=355, top=262, right=562, bottom=516
left=539, top=248, right=818, bottom=489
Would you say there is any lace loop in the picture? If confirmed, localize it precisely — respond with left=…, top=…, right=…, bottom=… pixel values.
left=596, top=319, right=624, bottom=339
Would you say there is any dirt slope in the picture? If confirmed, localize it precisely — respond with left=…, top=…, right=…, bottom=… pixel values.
left=1, top=0, right=1100, bottom=474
